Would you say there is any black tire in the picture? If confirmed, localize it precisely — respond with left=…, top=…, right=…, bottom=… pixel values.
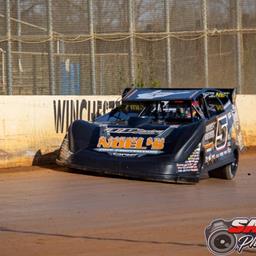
left=209, top=150, right=239, bottom=180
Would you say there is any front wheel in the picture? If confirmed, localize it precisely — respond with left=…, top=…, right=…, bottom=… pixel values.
left=209, top=150, right=239, bottom=180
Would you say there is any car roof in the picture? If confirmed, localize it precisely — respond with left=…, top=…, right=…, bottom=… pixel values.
left=123, top=88, right=208, bottom=102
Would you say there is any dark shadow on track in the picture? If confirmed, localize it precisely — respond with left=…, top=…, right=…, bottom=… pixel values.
left=32, top=149, right=59, bottom=166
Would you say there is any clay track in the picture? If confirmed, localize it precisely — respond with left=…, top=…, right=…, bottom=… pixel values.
left=0, top=150, right=256, bottom=256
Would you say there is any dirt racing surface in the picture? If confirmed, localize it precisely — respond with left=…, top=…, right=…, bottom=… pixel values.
left=0, top=150, right=256, bottom=256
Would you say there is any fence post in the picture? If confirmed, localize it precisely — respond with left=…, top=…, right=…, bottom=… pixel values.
left=17, top=0, right=22, bottom=88
left=99, top=55, right=104, bottom=94
left=128, top=0, right=136, bottom=86
left=17, top=0, right=22, bottom=57
left=236, top=0, right=244, bottom=94
left=5, top=0, right=13, bottom=95
left=202, top=0, right=209, bottom=88
left=47, top=0, right=56, bottom=94
left=88, top=0, right=97, bottom=94
left=165, top=0, right=172, bottom=87
left=0, top=49, right=6, bottom=90
left=32, top=55, right=37, bottom=94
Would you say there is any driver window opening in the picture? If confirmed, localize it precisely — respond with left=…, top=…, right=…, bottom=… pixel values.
left=96, top=100, right=202, bottom=125
left=204, top=94, right=225, bottom=117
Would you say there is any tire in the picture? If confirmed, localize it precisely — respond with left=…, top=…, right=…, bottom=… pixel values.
left=209, top=150, right=239, bottom=180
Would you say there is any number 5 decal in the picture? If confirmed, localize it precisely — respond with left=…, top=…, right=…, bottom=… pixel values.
left=215, top=115, right=228, bottom=151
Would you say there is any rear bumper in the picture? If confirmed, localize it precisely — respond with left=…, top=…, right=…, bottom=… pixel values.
left=57, top=149, right=200, bottom=183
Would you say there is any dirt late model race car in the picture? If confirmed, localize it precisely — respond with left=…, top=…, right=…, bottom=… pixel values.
left=57, top=88, right=243, bottom=184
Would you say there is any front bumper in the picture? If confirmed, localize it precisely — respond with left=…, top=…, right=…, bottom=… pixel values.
left=56, top=149, right=200, bottom=183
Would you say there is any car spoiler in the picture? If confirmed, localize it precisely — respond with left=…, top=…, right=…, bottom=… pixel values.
left=122, top=87, right=132, bottom=98
left=215, top=88, right=236, bottom=104
left=122, top=87, right=237, bottom=103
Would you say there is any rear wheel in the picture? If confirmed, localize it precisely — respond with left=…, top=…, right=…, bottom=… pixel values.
left=209, top=150, right=239, bottom=180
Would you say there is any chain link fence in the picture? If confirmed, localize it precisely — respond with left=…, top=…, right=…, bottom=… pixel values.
left=0, top=0, right=256, bottom=95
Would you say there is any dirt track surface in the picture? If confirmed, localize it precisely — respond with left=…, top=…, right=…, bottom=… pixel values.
left=0, top=150, right=256, bottom=256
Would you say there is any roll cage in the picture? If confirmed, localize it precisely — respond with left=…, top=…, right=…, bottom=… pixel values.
left=97, top=88, right=235, bottom=125
left=96, top=100, right=203, bottom=125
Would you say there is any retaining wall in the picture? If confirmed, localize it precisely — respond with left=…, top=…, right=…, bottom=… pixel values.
left=0, top=96, right=120, bottom=168
left=0, top=95, right=255, bottom=169
left=236, top=95, right=256, bottom=147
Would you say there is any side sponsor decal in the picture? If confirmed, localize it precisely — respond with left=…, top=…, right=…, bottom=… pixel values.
left=204, top=114, right=230, bottom=164
left=204, top=121, right=216, bottom=152
left=215, top=115, right=228, bottom=151
left=205, top=148, right=232, bottom=164
left=204, top=115, right=228, bottom=152
left=136, top=90, right=190, bottom=100
left=103, top=127, right=163, bottom=136
left=176, top=144, right=200, bottom=172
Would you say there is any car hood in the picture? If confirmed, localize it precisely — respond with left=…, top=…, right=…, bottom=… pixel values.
left=68, top=120, right=205, bottom=162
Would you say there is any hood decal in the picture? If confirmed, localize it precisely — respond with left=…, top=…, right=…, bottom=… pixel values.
left=97, top=136, right=165, bottom=151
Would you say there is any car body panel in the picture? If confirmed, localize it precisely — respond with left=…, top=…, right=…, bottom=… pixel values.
left=57, top=88, right=241, bottom=183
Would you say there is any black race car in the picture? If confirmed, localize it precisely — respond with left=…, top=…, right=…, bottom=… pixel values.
left=57, top=88, right=242, bottom=184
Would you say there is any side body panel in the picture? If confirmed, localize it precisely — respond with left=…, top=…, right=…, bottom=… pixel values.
left=202, top=106, right=237, bottom=172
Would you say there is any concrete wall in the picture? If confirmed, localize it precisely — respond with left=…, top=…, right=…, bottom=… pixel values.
left=0, top=95, right=255, bottom=169
left=0, top=96, right=120, bottom=168
left=236, top=95, right=256, bottom=147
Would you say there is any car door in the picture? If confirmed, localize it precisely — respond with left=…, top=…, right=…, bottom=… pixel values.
left=202, top=92, right=229, bottom=170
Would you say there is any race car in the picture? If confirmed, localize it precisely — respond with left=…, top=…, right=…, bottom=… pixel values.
left=56, top=88, right=242, bottom=184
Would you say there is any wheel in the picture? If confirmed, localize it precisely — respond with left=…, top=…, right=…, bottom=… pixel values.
left=209, top=150, right=239, bottom=180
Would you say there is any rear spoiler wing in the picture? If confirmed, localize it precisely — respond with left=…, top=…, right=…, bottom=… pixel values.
left=122, top=88, right=132, bottom=98
left=122, top=87, right=237, bottom=103
left=215, top=88, right=236, bottom=104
